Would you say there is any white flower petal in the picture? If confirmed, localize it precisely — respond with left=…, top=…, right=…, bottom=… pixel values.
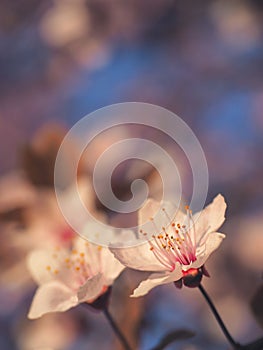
left=110, top=241, right=167, bottom=272
left=131, top=268, right=183, bottom=297
left=191, top=231, right=226, bottom=268
left=77, top=273, right=105, bottom=303
left=28, top=281, right=78, bottom=319
left=74, top=237, right=101, bottom=274
left=100, top=248, right=125, bottom=284
left=27, top=249, right=60, bottom=285
left=193, top=194, right=227, bottom=244
left=27, top=249, right=75, bottom=286
left=138, top=199, right=185, bottom=236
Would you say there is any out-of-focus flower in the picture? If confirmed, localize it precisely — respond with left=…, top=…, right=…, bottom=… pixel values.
left=0, top=124, right=104, bottom=296
left=232, top=211, right=263, bottom=270
left=21, top=124, right=85, bottom=188
left=110, top=195, right=226, bottom=296
left=40, top=0, right=90, bottom=48
left=0, top=174, right=100, bottom=291
left=27, top=234, right=125, bottom=319
left=210, top=1, right=260, bottom=51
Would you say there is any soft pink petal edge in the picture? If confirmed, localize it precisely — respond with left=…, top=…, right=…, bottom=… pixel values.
left=193, top=194, right=227, bottom=243
left=28, top=280, right=78, bottom=319
left=191, top=231, right=225, bottom=269
left=100, top=248, right=126, bottom=284
left=131, top=268, right=183, bottom=297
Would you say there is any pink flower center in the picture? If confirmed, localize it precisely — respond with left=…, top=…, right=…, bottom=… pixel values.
left=141, top=206, right=197, bottom=271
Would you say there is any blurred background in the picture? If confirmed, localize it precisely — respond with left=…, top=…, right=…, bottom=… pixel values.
left=0, top=0, right=263, bottom=349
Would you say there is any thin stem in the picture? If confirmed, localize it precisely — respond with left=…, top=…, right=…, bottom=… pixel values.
left=103, top=307, right=133, bottom=350
left=199, top=284, right=242, bottom=349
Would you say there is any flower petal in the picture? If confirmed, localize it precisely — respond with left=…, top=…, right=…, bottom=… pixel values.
left=27, top=249, right=75, bottom=286
left=27, top=249, right=60, bottom=285
left=110, top=241, right=167, bottom=272
left=100, top=248, right=125, bottom=284
left=191, top=231, right=226, bottom=268
left=193, top=194, right=227, bottom=244
left=131, top=268, right=183, bottom=297
left=73, top=236, right=101, bottom=275
left=73, top=234, right=125, bottom=284
left=138, top=199, right=185, bottom=236
left=77, top=273, right=105, bottom=303
left=28, top=281, right=78, bottom=319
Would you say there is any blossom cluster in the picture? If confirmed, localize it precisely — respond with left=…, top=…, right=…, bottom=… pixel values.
left=28, top=194, right=226, bottom=318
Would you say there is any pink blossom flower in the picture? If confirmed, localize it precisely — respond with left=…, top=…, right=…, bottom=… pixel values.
left=110, top=194, right=226, bottom=297
left=27, top=235, right=125, bottom=319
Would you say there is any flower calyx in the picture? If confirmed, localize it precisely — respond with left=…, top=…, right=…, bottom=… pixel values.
left=174, top=265, right=210, bottom=289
